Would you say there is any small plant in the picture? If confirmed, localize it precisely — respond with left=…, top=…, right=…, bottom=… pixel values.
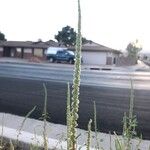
left=122, top=79, right=138, bottom=149
left=16, top=106, right=36, bottom=144
left=86, top=119, right=92, bottom=150
left=93, top=101, right=100, bottom=150
left=114, top=79, right=138, bottom=150
left=30, top=143, right=40, bottom=150
left=0, top=114, right=4, bottom=149
left=9, top=140, right=15, bottom=150
left=41, top=83, right=49, bottom=150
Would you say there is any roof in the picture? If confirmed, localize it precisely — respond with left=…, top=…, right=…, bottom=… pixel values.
left=0, top=40, right=59, bottom=49
left=68, top=41, right=121, bottom=54
left=0, top=40, right=121, bottom=54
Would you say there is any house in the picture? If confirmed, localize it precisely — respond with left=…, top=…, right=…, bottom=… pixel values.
left=68, top=41, right=121, bottom=65
left=0, top=40, right=121, bottom=65
left=0, top=40, right=59, bottom=59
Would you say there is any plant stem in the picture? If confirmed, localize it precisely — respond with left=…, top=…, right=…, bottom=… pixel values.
left=94, top=101, right=100, bottom=150
left=17, top=106, right=36, bottom=143
left=70, top=0, right=82, bottom=149
left=43, top=83, right=48, bottom=150
left=67, top=82, right=71, bottom=150
left=86, top=119, right=92, bottom=150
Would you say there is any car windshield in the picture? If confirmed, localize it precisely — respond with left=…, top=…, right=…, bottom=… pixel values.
left=67, top=50, right=74, bottom=55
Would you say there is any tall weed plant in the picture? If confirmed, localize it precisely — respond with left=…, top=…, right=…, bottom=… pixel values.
left=66, top=0, right=142, bottom=149
left=68, top=0, right=82, bottom=149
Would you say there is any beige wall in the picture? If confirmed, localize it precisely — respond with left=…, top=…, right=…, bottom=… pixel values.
left=24, top=48, right=32, bottom=53
left=0, top=47, right=3, bottom=57
left=16, top=48, right=21, bottom=52
left=106, top=52, right=120, bottom=65
left=23, top=48, right=33, bottom=59
left=0, top=47, right=3, bottom=52
left=82, top=51, right=107, bottom=65
left=34, top=48, right=43, bottom=57
left=112, top=53, right=120, bottom=64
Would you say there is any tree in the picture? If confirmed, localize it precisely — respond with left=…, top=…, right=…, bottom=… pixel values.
left=126, top=39, right=142, bottom=62
left=55, top=25, right=87, bottom=46
left=0, top=31, right=6, bottom=41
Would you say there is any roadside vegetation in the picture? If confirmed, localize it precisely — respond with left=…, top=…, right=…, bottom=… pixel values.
left=0, top=31, right=6, bottom=41
left=0, top=0, right=149, bottom=149
left=126, top=40, right=142, bottom=64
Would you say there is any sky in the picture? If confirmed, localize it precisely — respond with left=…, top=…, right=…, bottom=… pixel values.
left=0, top=0, right=150, bottom=52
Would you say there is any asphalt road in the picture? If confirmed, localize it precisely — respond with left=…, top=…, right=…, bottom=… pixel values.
left=0, top=62, right=150, bottom=139
left=0, top=62, right=150, bottom=89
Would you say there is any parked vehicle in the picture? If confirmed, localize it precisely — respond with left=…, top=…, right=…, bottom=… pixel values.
left=45, top=47, right=75, bottom=64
